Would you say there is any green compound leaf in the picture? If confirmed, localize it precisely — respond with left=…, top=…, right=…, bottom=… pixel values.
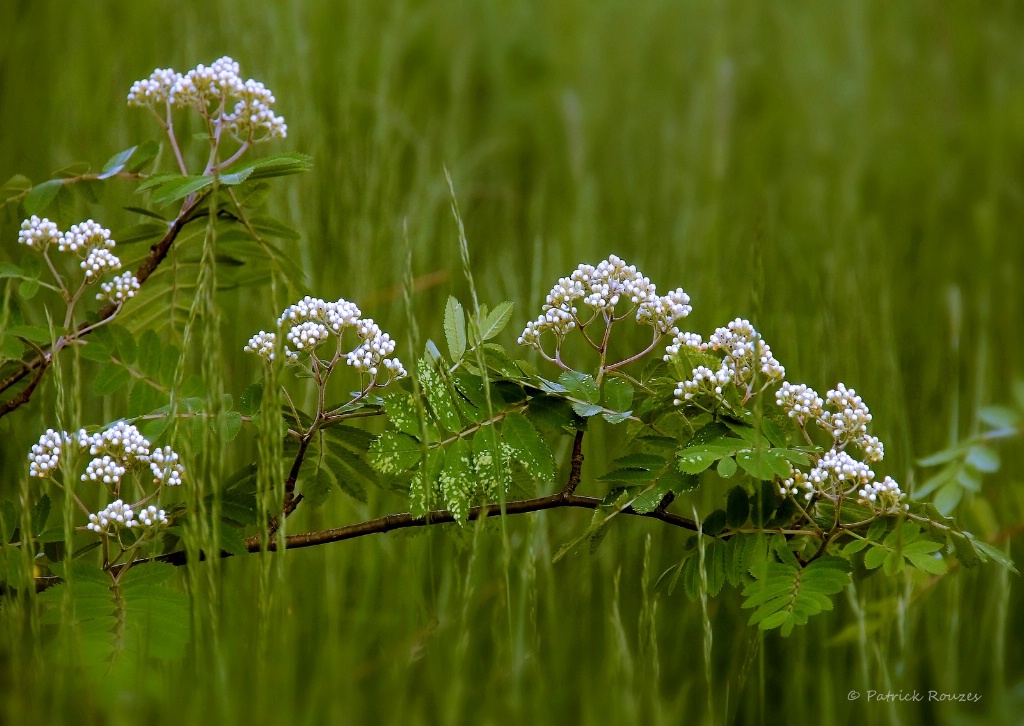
left=472, top=427, right=507, bottom=499
left=476, top=301, right=514, bottom=342
left=502, top=411, right=555, bottom=484
left=439, top=438, right=474, bottom=524
left=742, top=556, right=852, bottom=636
left=443, top=297, right=467, bottom=361
left=325, top=450, right=375, bottom=502
left=382, top=391, right=424, bottom=438
left=369, top=431, right=422, bottom=475
left=418, top=358, right=462, bottom=432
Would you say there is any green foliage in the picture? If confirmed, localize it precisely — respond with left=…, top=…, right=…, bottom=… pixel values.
left=742, top=556, right=852, bottom=636
left=38, top=563, right=190, bottom=661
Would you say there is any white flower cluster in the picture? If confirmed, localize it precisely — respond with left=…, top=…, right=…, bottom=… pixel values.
left=775, top=382, right=824, bottom=424
left=29, top=421, right=184, bottom=491
left=27, top=429, right=69, bottom=478
left=671, top=319, right=784, bottom=405
left=97, top=271, right=140, bottom=303
left=246, top=296, right=407, bottom=382
left=858, top=476, right=907, bottom=511
left=15, top=217, right=138, bottom=295
left=346, top=320, right=405, bottom=377
left=821, top=383, right=874, bottom=449
left=518, top=255, right=691, bottom=350
left=18, top=216, right=61, bottom=249
left=244, top=330, right=279, bottom=360
left=86, top=500, right=167, bottom=534
left=674, top=365, right=730, bottom=402
left=128, top=57, right=287, bottom=141
left=149, top=446, right=184, bottom=487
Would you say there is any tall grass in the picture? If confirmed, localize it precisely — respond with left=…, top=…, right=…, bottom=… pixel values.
left=1, top=0, right=1022, bottom=723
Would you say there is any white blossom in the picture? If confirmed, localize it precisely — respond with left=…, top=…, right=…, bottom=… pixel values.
left=18, top=216, right=61, bottom=249
left=84, top=421, right=151, bottom=463
left=674, top=365, right=730, bottom=404
left=821, top=383, right=874, bottom=449
left=87, top=500, right=137, bottom=533
left=81, top=248, right=122, bottom=280
left=286, top=320, right=330, bottom=351
left=775, top=382, right=824, bottom=424
left=137, top=505, right=168, bottom=527
left=858, top=475, right=908, bottom=512
left=127, top=68, right=182, bottom=107
left=27, top=429, right=66, bottom=478
left=97, top=271, right=140, bottom=302
left=170, top=56, right=245, bottom=109
left=707, top=318, right=785, bottom=385
left=663, top=330, right=706, bottom=359
left=60, top=219, right=114, bottom=254
left=346, top=319, right=398, bottom=376
left=149, top=446, right=184, bottom=487
left=243, top=330, right=278, bottom=361
left=82, top=455, right=127, bottom=485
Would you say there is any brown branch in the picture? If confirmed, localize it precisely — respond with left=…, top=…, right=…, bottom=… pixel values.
left=0, top=194, right=204, bottom=419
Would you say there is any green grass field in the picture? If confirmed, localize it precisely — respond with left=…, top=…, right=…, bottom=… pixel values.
left=1, top=1, right=1023, bottom=723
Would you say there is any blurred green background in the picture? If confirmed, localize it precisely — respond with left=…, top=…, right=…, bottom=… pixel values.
left=1, top=0, right=1023, bottom=724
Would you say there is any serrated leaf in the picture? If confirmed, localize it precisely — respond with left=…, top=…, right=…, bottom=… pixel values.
left=502, top=412, right=554, bottom=484
left=973, top=540, right=1018, bottom=574
left=149, top=175, right=214, bottom=207
left=137, top=329, right=162, bottom=379
left=477, top=301, right=514, bottom=341
left=224, top=152, right=313, bottom=180
left=761, top=419, right=787, bottom=448
left=32, top=493, right=50, bottom=535
left=127, top=379, right=161, bottom=417
left=418, top=358, right=461, bottom=432
left=324, top=452, right=372, bottom=502
left=717, top=456, right=738, bottom=478
left=239, top=382, right=263, bottom=416
left=676, top=450, right=719, bottom=474
left=24, top=179, right=63, bottom=215
left=472, top=427, right=506, bottom=498
left=603, top=378, right=634, bottom=412
left=108, top=324, right=136, bottom=365
left=222, top=411, right=243, bottom=442
left=966, top=445, right=1000, bottom=474
left=726, top=486, right=749, bottom=528
left=558, top=370, right=600, bottom=403
left=610, top=453, right=666, bottom=471
left=439, top=439, right=474, bottom=524
left=598, top=467, right=658, bottom=484
left=382, top=391, right=422, bottom=437
left=300, top=464, right=335, bottom=509
left=443, top=297, right=467, bottom=361
left=93, top=364, right=132, bottom=396
left=79, top=340, right=114, bottom=362
left=99, top=145, right=138, bottom=179
left=369, top=431, right=422, bottom=474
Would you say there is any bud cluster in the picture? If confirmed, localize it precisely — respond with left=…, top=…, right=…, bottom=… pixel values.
left=28, top=421, right=182, bottom=540
left=128, top=56, right=287, bottom=142
left=245, top=296, right=407, bottom=383
left=17, top=216, right=139, bottom=304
